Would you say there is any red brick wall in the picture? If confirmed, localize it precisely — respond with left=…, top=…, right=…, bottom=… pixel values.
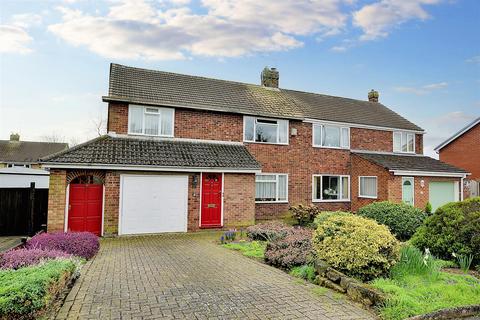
left=187, top=173, right=201, bottom=231
left=107, top=103, right=128, bottom=134
left=223, top=173, right=255, bottom=227
left=439, top=124, right=480, bottom=180
left=47, top=169, right=67, bottom=232
left=351, top=128, right=392, bottom=152
left=350, top=154, right=392, bottom=212
left=103, top=171, right=120, bottom=236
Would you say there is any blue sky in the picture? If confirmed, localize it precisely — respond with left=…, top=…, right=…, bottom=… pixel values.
left=0, top=0, right=479, bottom=157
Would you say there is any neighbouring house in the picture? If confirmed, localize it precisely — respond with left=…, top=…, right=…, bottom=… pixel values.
left=0, top=134, right=68, bottom=188
left=435, top=117, right=480, bottom=198
left=41, top=64, right=468, bottom=236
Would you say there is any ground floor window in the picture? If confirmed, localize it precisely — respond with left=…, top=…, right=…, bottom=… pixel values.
left=359, top=176, right=378, bottom=198
left=255, top=174, right=288, bottom=202
left=313, top=175, right=349, bottom=201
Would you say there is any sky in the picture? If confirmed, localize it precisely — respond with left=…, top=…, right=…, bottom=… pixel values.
left=0, top=0, right=479, bottom=157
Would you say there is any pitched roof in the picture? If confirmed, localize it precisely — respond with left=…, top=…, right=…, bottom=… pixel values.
left=353, top=152, right=468, bottom=174
left=103, top=63, right=423, bottom=132
left=434, top=117, right=480, bottom=151
left=41, top=135, right=261, bottom=171
left=0, top=140, right=68, bottom=163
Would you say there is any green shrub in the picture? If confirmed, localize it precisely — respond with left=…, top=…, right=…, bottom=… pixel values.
left=0, top=259, right=77, bottom=318
left=425, top=202, right=432, bottom=214
left=313, top=214, right=400, bottom=281
left=357, top=201, right=427, bottom=241
left=289, top=265, right=316, bottom=283
left=222, top=241, right=266, bottom=259
left=289, top=204, right=320, bottom=226
left=411, top=197, right=480, bottom=266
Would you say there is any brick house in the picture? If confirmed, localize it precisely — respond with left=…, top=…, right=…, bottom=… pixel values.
left=42, top=64, right=468, bottom=236
left=435, top=117, right=480, bottom=198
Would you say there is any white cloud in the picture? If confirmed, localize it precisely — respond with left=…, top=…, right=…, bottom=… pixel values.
left=11, top=13, right=43, bottom=28
left=331, top=45, right=347, bottom=52
left=466, top=55, right=480, bottom=65
left=0, top=25, right=33, bottom=54
left=394, top=81, right=448, bottom=95
left=48, top=0, right=349, bottom=60
left=353, top=0, right=441, bottom=41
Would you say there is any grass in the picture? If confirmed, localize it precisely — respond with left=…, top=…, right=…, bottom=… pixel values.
left=222, top=241, right=266, bottom=259
left=289, top=265, right=316, bottom=283
left=311, top=286, right=328, bottom=296
left=372, top=272, right=480, bottom=320
left=371, top=245, right=480, bottom=320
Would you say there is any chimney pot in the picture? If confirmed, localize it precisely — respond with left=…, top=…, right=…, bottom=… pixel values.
left=10, top=133, right=20, bottom=141
left=368, top=89, right=379, bottom=102
left=261, top=67, right=279, bottom=88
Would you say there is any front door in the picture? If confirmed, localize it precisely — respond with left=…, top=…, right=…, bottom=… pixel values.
left=68, top=184, right=103, bottom=235
left=201, top=173, right=222, bottom=227
left=402, top=177, right=414, bottom=206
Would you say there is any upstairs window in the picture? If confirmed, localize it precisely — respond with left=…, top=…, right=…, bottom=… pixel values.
left=244, top=116, right=288, bottom=144
left=255, top=174, right=288, bottom=202
left=128, top=105, right=174, bottom=137
left=313, top=124, right=349, bottom=149
left=393, top=131, right=415, bottom=153
left=313, top=175, right=350, bottom=201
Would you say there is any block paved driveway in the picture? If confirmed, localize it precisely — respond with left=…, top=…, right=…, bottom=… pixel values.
left=56, top=233, right=375, bottom=320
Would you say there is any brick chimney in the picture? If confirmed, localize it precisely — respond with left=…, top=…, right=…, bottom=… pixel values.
left=261, top=67, right=279, bottom=88
left=9, top=133, right=20, bottom=141
left=368, top=89, right=379, bottom=102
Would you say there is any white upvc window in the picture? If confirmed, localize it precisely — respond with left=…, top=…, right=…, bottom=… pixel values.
left=312, top=124, right=350, bottom=149
left=312, top=175, right=350, bottom=202
left=128, top=104, right=174, bottom=137
left=244, top=116, right=289, bottom=145
left=393, top=131, right=415, bottom=153
left=359, top=176, right=378, bottom=199
left=7, top=163, right=30, bottom=168
left=255, top=174, right=288, bottom=203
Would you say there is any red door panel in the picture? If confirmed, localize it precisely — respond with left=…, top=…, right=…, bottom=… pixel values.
left=68, top=184, right=102, bottom=236
left=201, top=173, right=222, bottom=227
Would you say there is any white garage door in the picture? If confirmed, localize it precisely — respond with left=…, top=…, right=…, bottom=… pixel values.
left=429, top=181, right=459, bottom=212
left=120, top=175, right=188, bottom=235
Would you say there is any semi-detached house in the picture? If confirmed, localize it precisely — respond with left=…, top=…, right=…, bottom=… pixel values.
left=42, top=64, right=468, bottom=236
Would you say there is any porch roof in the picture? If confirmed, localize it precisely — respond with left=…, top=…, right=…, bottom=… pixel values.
left=41, top=134, right=261, bottom=172
left=353, top=152, right=468, bottom=175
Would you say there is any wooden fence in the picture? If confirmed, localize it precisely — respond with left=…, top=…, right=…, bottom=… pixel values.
left=0, top=183, right=48, bottom=236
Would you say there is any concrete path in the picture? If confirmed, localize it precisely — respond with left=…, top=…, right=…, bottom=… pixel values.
left=56, top=233, right=375, bottom=319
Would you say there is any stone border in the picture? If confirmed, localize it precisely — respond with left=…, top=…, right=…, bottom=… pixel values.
left=314, top=259, right=386, bottom=307
left=406, top=305, right=480, bottom=320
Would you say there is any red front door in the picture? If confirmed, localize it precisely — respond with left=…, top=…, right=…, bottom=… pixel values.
left=201, top=173, right=222, bottom=227
left=68, top=184, right=103, bottom=236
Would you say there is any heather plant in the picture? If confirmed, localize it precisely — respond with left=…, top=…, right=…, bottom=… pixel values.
left=0, top=248, right=71, bottom=270
left=246, top=221, right=290, bottom=241
left=289, top=204, right=320, bottom=226
left=264, top=228, right=313, bottom=269
left=357, top=201, right=427, bottom=241
left=411, top=197, right=480, bottom=266
left=313, top=214, right=400, bottom=281
left=26, top=232, right=99, bottom=259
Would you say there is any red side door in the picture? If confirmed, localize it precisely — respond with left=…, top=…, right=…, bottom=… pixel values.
left=201, top=173, right=222, bottom=227
left=68, top=184, right=103, bottom=236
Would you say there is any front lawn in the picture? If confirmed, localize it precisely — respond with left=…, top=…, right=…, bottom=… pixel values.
left=372, top=272, right=480, bottom=320
left=222, top=241, right=266, bottom=259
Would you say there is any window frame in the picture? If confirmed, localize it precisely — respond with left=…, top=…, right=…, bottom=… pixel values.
left=243, top=116, right=289, bottom=145
left=7, top=163, right=30, bottom=168
left=127, top=104, right=175, bottom=137
left=312, top=174, right=350, bottom=202
left=255, top=173, right=289, bottom=203
left=358, top=176, right=378, bottom=199
left=393, top=131, right=415, bottom=153
left=312, top=123, right=350, bottom=149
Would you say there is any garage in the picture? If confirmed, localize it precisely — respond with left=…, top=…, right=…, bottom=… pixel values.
left=119, top=175, right=188, bottom=235
left=429, top=181, right=459, bottom=212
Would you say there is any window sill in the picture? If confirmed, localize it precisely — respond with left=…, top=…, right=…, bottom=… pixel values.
left=244, top=140, right=289, bottom=146
left=393, top=151, right=415, bottom=154
left=312, top=199, right=350, bottom=203
left=312, top=145, right=349, bottom=150
left=127, top=132, right=174, bottom=138
left=358, top=196, right=378, bottom=199
left=255, top=201, right=289, bottom=204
